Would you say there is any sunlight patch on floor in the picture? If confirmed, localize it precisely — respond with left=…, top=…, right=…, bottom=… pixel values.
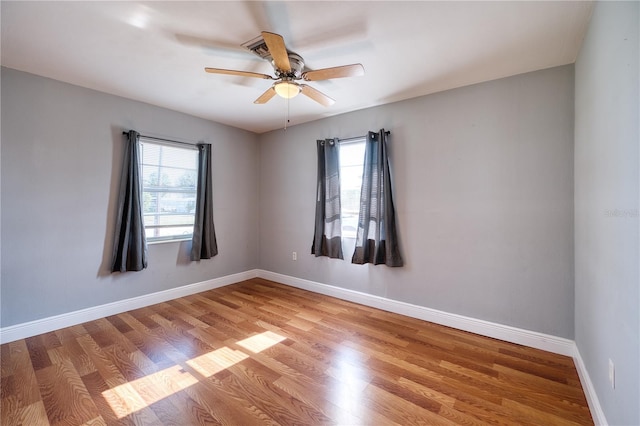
left=186, top=346, right=249, bottom=377
left=102, top=330, right=287, bottom=418
left=102, top=365, right=198, bottom=418
left=236, top=330, right=287, bottom=353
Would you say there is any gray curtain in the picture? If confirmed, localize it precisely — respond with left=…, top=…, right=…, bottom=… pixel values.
left=191, top=143, right=218, bottom=261
left=352, top=129, right=403, bottom=266
left=312, top=138, right=344, bottom=259
left=111, top=130, right=148, bottom=272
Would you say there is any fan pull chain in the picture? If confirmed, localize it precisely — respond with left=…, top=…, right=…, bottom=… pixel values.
left=284, top=95, right=291, bottom=130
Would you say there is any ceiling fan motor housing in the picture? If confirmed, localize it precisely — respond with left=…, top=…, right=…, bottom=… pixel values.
left=276, top=53, right=304, bottom=79
left=242, top=34, right=304, bottom=79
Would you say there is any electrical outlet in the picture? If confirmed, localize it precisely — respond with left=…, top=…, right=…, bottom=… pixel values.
left=609, top=359, right=615, bottom=389
left=292, top=251, right=297, bottom=261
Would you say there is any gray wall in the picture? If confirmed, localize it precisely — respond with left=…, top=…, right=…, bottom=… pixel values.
left=259, top=65, right=575, bottom=338
left=0, top=64, right=579, bottom=341
left=574, top=2, right=640, bottom=425
left=1, top=67, right=260, bottom=327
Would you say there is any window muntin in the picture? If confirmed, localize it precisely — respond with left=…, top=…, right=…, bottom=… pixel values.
left=339, top=140, right=366, bottom=239
left=140, top=139, right=198, bottom=242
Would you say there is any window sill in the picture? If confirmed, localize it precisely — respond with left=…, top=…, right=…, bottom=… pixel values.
left=147, top=237, right=192, bottom=245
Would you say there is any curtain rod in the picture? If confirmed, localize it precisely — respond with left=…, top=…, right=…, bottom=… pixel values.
left=338, top=130, right=390, bottom=144
left=122, top=131, right=198, bottom=148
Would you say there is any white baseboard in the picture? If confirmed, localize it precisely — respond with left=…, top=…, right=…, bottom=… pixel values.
left=256, top=270, right=575, bottom=356
left=0, top=269, right=259, bottom=344
left=572, top=348, right=609, bottom=425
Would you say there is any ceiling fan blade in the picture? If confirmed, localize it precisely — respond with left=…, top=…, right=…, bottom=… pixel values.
left=205, top=68, right=273, bottom=79
left=302, top=63, right=365, bottom=81
left=254, top=86, right=277, bottom=104
left=262, top=31, right=291, bottom=72
left=300, top=84, right=335, bottom=107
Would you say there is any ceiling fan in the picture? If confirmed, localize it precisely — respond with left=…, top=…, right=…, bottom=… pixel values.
left=204, top=31, right=364, bottom=107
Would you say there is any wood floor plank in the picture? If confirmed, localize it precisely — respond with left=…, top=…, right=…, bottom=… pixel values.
left=75, top=335, right=127, bottom=390
left=34, top=358, right=100, bottom=425
left=272, top=374, right=363, bottom=425
left=223, top=364, right=329, bottom=425
left=1, top=398, right=50, bottom=426
left=362, top=380, right=457, bottom=426
left=47, top=338, right=98, bottom=378
left=1, top=278, right=594, bottom=425
left=25, top=335, right=53, bottom=371
left=80, top=371, right=135, bottom=426
left=4, top=340, right=43, bottom=409
left=185, top=376, right=278, bottom=425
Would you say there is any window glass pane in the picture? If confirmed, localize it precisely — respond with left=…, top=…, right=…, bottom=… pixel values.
left=140, top=139, right=198, bottom=242
left=339, top=141, right=365, bottom=238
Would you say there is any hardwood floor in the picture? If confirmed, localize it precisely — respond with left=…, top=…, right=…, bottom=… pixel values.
left=1, top=278, right=593, bottom=425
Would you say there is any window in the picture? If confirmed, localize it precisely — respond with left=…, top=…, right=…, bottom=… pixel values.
left=339, top=139, right=366, bottom=238
left=140, top=139, right=198, bottom=242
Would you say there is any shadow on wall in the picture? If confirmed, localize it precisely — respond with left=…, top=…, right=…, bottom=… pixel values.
left=97, top=125, right=128, bottom=278
left=176, top=240, right=193, bottom=266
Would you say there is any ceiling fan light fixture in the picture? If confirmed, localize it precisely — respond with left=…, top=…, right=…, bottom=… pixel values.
left=274, top=81, right=300, bottom=99
left=205, top=32, right=361, bottom=107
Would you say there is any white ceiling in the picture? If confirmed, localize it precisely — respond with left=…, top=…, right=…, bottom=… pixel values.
left=1, top=1, right=593, bottom=134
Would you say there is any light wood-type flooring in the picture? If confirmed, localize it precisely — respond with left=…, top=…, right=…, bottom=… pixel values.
left=1, top=278, right=593, bottom=425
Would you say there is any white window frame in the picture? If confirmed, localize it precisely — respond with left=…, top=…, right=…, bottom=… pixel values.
left=338, top=138, right=366, bottom=239
left=139, top=138, right=199, bottom=243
